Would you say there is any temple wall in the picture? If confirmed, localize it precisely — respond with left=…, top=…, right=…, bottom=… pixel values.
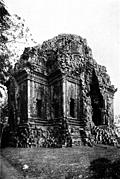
left=27, top=74, right=49, bottom=124
left=49, top=76, right=63, bottom=121
left=80, top=71, right=93, bottom=129
left=65, top=80, right=81, bottom=124
left=19, top=81, right=27, bottom=123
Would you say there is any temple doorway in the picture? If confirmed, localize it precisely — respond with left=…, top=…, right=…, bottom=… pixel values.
left=90, top=70, right=104, bottom=126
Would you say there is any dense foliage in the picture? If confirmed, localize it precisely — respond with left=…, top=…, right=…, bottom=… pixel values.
left=0, top=0, right=10, bottom=83
left=0, top=0, right=36, bottom=84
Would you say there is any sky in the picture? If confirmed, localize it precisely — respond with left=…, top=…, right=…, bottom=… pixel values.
left=6, top=0, right=120, bottom=116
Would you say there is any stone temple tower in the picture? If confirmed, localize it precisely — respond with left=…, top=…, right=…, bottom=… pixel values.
left=6, top=34, right=117, bottom=147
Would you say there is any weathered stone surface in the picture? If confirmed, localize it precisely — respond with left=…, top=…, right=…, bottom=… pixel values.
left=3, top=34, right=117, bottom=147
left=91, top=125, right=118, bottom=146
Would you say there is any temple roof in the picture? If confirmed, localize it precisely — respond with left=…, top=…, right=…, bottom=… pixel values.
left=16, top=34, right=95, bottom=74
left=14, top=34, right=116, bottom=93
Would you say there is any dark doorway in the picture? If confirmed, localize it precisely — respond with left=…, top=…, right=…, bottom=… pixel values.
left=91, top=102, right=103, bottom=126
left=90, top=70, right=104, bottom=126
left=36, top=99, right=42, bottom=117
left=70, top=98, right=75, bottom=118
left=54, top=100, right=59, bottom=118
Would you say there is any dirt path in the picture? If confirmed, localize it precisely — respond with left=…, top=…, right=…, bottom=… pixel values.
left=0, top=155, right=23, bottom=179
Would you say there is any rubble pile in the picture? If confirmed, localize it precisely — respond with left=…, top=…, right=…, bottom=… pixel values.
left=17, top=125, right=120, bottom=148
left=91, top=126, right=118, bottom=146
left=1, top=123, right=72, bottom=148
left=79, top=125, right=119, bottom=147
left=81, top=125, right=118, bottom=147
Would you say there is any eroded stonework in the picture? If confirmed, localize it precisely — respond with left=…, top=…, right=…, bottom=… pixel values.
left=5, top=34, right=117, bottom=147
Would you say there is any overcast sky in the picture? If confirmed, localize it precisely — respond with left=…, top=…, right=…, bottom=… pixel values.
left=6, top=0, right=120, bottom=116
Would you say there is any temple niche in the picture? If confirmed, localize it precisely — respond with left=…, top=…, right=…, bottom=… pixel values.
left=6, top=34, right=117, bottom=147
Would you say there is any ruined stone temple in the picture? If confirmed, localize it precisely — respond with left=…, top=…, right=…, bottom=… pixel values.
left=6, top=34, right=117, bottom=146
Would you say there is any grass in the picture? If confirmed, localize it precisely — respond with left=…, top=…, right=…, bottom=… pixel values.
left=1, top=145, right=120, bottom=179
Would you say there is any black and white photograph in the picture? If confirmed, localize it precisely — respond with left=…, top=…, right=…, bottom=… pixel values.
left=0, top=0, right=120, bottom=178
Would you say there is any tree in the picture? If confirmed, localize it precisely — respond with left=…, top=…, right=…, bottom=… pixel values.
left=0, top=0, right=36, bottom=84
left=0, top=0, right=11, bottom=84
left=5, top=14, right=36, bottom=66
